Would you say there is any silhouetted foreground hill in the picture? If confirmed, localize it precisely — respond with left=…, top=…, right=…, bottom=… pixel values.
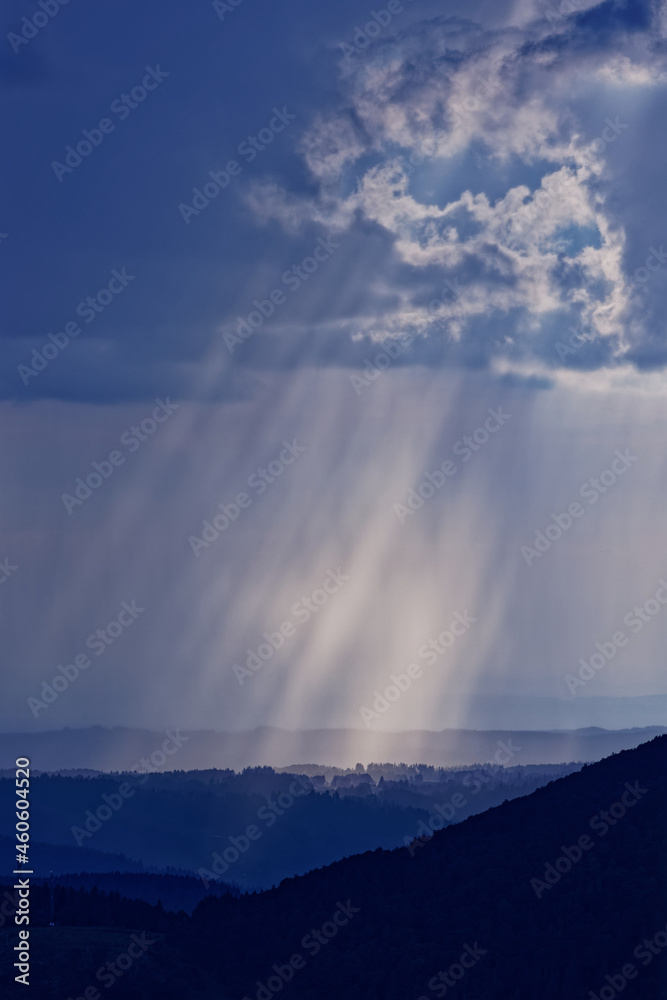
left=0, top=737, right=664, bottom=998
left=0, top=927, right=220, bottom=998
left=184, top=734, right=667, bottom=999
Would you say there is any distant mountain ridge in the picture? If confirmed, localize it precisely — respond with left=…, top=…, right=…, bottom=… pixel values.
left=0, top=763, right=579, bottom=888
left=0, top=723, right=664, bottom=770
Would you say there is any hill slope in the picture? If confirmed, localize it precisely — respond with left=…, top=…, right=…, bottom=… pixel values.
left=183, top=734, right=667, bottom=999
left=0, top=737, right=664, bottom=998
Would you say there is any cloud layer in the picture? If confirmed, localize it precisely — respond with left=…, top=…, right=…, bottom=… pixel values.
left=245, top=0, right=667, bottom=386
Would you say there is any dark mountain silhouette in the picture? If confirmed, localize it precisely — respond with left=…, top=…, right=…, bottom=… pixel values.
left=182, top=733, right=667, bottom=998
left=0, top=735, right=664, bottom=998
left=23, top=871, right=239, bottom=914
left=0, top=762, right=581, bottom=889
left=0, top=834, right=152, bottom=876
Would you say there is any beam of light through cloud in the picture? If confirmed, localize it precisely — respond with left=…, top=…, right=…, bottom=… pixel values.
left=2, top=0, right=667, bottom=762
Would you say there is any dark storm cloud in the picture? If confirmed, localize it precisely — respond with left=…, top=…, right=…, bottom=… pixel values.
left=2, top=0, right=667, bottom=402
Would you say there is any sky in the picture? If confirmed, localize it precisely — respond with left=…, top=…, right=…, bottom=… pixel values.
left=2, top=0, right=667, bottom=737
